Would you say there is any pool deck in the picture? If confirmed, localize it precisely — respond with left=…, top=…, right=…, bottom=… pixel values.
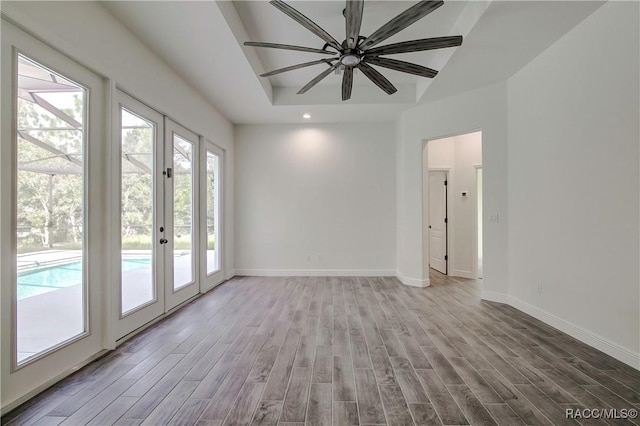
left=16, top=249, right=216, bottom=363
left=17, top=250, right=82, bottom=272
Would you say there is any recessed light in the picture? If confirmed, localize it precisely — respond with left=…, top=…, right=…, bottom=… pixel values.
left=303, top=113, right=311, bottom=119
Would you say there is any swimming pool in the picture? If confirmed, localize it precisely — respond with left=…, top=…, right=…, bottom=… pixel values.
left=17, top=258, right=151, bottom=300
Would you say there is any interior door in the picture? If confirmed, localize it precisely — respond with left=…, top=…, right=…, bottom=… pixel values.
left=116, top=92, right=165, bottom=338
left=164, top=119, right=200, bottom=310
left=429, top=171, right=448, bottom=274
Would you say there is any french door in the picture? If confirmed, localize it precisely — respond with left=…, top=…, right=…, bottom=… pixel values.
left=115, top=92, right=200, bottom=339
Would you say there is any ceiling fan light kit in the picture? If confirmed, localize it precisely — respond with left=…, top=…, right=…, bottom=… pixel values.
left=245, top=0, right=463, bottom=101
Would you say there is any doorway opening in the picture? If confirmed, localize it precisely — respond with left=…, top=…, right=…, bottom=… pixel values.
left=424, top=131, right=482, bottom=279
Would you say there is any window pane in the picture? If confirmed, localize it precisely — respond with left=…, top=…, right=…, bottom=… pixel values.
left=173, top=135, right=193, bottom=289
left=121, top=108, right=154, bottom=314
left=206, top=151, right=219, bottom=274
left=16, top=55, right=86, bottom=363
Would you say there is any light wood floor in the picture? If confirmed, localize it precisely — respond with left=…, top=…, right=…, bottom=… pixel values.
left=3, top=273, right=639, bottom=425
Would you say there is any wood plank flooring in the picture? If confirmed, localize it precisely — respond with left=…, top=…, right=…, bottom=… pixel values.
left=3, top=273, right=639, bottom=425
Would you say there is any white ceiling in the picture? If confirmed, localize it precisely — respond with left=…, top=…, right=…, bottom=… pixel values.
left=101, top=1, right=604, bottom=124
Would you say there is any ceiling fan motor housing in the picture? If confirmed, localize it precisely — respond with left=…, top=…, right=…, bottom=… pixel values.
left=340, top=50, right=361, bottom=66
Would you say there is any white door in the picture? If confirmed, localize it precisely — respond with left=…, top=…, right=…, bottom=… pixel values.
left=115, top=92, right=165, bottom=338
left=429, top=171, right=448, bottom=274
left=164, top=119, right=200, bottom=310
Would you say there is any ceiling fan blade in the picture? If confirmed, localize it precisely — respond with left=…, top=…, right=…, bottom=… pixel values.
left=245, top=42, right=336, bottom=55
left=358, top=62, right=397, bottom=95
left=298, top=62, right=340, bottom=94
left=365, top=35, right=463, bottom=56
left=365, top=57, right=438, bottom=78
left=359, top=1, right=444, bottom=50
left=261, top=59, right=334, bottom=77
left=270, top=0, right=342, bottom=51
left=345, top=0, right=364, bottom=49
left=342, top=67, right=354, bottom=101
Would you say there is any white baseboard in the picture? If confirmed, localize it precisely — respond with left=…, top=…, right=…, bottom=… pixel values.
left=481, top=291, right=640, bottom=370
left=509, top=296, right=640, bottom=370
left=234, top=269, right=396, bottom=277
left=451, top=269, right=476, bottom=279
left=481, top=290, right=511, bottom=304
left=396, top=271, right=430, bottom=288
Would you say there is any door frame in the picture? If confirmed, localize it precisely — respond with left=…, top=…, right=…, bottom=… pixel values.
left=474, top=164, right=483, bottom=279
left=423, top=129, right=484, bottom=282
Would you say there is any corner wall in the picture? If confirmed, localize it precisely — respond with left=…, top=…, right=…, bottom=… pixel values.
left=506, top=0, right=639, bottom=366
left=234, top=123, right=396, bottom=276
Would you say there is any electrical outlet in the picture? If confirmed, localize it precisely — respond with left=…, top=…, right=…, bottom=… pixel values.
left=537, top=281, right=543, bottom=294
left=317, top=254, right=323, bottom=262
left=306, top=254, right=311, bottom=262
left=490, top=213, right=500, bottom=223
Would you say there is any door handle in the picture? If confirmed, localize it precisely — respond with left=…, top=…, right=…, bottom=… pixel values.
left=159, top=238, right=168, bottom=244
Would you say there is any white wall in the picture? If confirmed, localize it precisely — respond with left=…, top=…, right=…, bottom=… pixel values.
left=507, top=1, right=639, bottom=365
left=234, top=123, right=396, bottom=275
left=426, top=138, right=455, bottom=169
left=1, top=1, right=235, bottom=410
left=397, top=82, right=509, bottom=290
left=427, top=132, right=482, bottom=278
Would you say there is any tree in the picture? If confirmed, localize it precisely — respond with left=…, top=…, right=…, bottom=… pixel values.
left=17, top=92, right=84, bottom=253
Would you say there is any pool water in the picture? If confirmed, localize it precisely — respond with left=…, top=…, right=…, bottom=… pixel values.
left=17, top=258, right=151, bottom=300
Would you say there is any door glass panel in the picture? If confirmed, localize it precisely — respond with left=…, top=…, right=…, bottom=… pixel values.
left=206, top=151, right=219, bottom=274
left=120, top=108, right=155, bottom=314
left=15, top=55, right=86, bottom=364
left=173, top=134, right=193, bottom=289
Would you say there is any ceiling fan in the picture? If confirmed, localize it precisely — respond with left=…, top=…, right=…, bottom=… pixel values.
left=244, top=0, right=463, bottom=101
